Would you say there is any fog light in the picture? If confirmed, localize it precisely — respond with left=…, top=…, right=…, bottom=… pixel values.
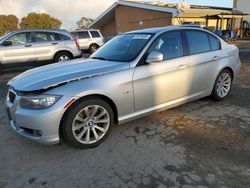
left=34, top=130, right=42, bottom=137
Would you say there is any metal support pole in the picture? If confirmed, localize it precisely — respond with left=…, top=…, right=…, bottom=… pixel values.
left=206, top=15, right=209, bottom=27
left=240, top=14, right=244, bottom=38
left=220, top=13, right=224, bottom=30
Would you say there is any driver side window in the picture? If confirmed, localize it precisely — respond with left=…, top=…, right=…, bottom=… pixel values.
left=149, top=31, right=183, bottom=60
left=6, top=32, right=31, bottom=46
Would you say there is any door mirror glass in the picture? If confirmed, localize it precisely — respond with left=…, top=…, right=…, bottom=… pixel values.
left=146, top=51, right=163, bottom=64
left=1, top=40, right=12, bottom=46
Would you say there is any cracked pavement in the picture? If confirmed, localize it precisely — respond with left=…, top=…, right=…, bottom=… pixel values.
left=0, top=41, right=250, bottom=188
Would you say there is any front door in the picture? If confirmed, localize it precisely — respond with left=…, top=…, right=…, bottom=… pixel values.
left=133, top=31, right=192, bottom=111
left=0, top=32, right=35, bottom=65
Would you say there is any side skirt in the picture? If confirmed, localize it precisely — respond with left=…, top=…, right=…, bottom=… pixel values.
left=118, top=91, right=210, bottom=124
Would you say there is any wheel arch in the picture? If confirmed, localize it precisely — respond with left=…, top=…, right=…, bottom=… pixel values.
left=222, top=67, right=234, bottom=81
left=59, top=94, right=118, bottom=139
left=89, top=43, right=99, bottom=47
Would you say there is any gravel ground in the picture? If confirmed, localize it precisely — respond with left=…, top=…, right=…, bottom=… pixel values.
left=0, top=42, right=250, bottom=188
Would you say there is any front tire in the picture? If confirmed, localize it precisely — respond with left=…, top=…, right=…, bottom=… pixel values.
left=62, top=97, right=114, bottom=149
left=211, top=69, right=232, bottom=100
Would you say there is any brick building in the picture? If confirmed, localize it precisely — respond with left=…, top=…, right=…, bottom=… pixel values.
left=89, top=0, right=247, bottom=38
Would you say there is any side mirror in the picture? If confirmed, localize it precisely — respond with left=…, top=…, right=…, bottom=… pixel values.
left=1, top=40, right=12, bottom=47
left=146, top=51, right=163, bottom=64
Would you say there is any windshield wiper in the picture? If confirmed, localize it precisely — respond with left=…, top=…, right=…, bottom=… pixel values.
left=91, top=57, right=108, bottom=61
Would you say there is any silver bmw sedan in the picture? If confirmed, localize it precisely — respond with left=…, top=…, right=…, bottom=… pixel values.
left=5, top=26, right=241, bottom=148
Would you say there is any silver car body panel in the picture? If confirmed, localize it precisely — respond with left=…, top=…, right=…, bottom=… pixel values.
left=8, top=59, right=129, bottom=91
left=5, top=26, right=241, bottom=144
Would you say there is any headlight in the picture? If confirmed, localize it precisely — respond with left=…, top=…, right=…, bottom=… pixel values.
left=20, top=95, right=62, bottom=109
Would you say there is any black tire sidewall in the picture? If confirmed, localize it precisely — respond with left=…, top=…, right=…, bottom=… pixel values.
left=211, top=69, right=232, bottom=100
left=89, top=44, right=98, bottom=53
left=62, top=98, right=114, bottom=149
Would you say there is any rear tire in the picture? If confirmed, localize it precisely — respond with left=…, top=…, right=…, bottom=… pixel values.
left=211, top=69, right=232, bottom=101
left=54, top=52, right=72, bottom=63
left=89, top=44, right=99, bottom=54
left=61, top=97, right=114, bottom=149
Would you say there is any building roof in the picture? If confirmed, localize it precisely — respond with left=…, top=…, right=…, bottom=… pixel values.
left=89, top=0, right=178, bottom=29
left=178, top=7, right=245, bottom=18
left=89, top=0, right=247, bottom=29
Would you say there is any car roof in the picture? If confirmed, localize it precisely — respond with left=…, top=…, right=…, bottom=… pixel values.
left=9, top=29, right=69, bottom=34
left=71, top=29, right=100, bottom=32
left=126, top=26, right=204, bottom=34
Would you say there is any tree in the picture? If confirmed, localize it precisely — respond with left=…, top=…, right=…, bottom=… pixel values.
left=20, top=12, right=62, bottom=29
left=0, top=15, right=19, bottom=36
left=77, top=17, right=93, bottom=29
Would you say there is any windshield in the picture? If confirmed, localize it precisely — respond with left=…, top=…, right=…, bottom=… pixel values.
left=91, top=33, right=152, bottom=62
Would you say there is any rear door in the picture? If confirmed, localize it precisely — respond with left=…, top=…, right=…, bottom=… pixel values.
left=89, top=31, right=104, bottom=46
left=184, top=30, right=221, bottom=94
left=0, top=32, right=36, bottom=64
left=32, top=31, right=56, bottom=61
left=76, top=31, right=91, bottom=50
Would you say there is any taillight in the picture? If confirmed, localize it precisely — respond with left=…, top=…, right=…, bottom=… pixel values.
left=70, top=33, right=80, bottom=50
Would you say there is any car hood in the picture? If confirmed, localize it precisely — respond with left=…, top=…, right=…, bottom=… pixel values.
left=8, top=58, right=129, bottom=92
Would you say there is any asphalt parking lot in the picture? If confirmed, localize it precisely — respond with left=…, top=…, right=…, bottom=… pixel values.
left=0, top=42, right=250, bottom=188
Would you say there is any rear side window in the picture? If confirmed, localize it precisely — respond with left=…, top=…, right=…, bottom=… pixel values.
left=54, top=33, right=70, bottom=41
left=78, top=31, right=90, bottom=39
left=33, top=32, right=70, bottom=42
left=90, top=31, right=101, bottom=38
left=149, top=31, right=183, bottom=60
left=33, top=32, right=55, bottom=42
left=208, top=34, right=221, bottom=51
left=185, top=30, right=210, bottom=54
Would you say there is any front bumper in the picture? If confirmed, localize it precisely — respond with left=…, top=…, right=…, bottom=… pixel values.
left=5, top=95, right=73, bottom=145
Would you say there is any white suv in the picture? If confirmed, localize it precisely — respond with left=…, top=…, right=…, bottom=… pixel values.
left=71, top=30, right=104, bottom=53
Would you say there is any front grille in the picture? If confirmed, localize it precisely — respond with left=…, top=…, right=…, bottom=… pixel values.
left=9, top=90, right=16, bottom=103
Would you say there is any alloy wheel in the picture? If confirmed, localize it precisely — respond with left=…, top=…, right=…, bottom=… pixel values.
left=72, top=105, right=110, bottom=144
left=58, top=55, right=70, bottom=62
left=216, top=72, right=231, bottom=98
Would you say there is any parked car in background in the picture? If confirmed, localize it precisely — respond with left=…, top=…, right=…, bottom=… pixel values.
left=0, top=29, right=82, bottom=69
left=5, top=26, right=241, bottom=149
left=71, top=30, right=104, bottom=53
left=181, top=24, right=202, bottom=28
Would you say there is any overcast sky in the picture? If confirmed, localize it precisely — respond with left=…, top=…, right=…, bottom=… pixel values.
left=0, top=0, right=233, bottom=29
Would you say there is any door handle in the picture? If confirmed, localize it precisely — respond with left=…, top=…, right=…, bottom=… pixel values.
left=178, top=64, right=189, bottom=70
left=25, top=44, right=32, bottom=47
left=52, top=42, right=58, bottom=45
left=212, top=56, right=220, bottom=61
